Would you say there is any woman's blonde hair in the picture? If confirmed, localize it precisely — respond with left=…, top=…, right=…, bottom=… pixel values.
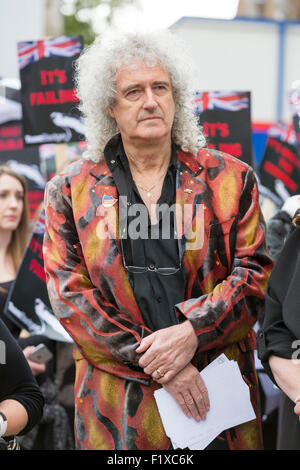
left=0, top=165, right=30, bottom=271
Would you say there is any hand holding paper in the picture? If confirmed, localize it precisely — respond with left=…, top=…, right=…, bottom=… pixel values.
left=154, top=354, right=256, bottom=450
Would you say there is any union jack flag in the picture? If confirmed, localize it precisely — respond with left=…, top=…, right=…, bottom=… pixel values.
left=17, top=36, right=83, bottom=69
left=192, top=91, right=249, bottom=114
left=268, top=122, right=296, bottom=146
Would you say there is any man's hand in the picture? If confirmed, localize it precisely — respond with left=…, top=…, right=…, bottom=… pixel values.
left=163, top=363, right=209, bottom=421
left=136, top=320, right=198, bottom=383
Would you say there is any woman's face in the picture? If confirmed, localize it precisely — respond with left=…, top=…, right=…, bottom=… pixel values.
left=0, top=174, right=24, bottom=233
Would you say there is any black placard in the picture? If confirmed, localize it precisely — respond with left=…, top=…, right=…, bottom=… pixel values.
left=18, top=35, right=85, bottom=145
left=4, top=210, right=72, bottom=342
left=193, top=91, right=253, bottom=166
left=258, top=122, right=300, bottom=206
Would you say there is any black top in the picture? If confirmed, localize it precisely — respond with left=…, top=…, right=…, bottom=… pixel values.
left=0, top=280, right=21, bottom=338
left=0, top=317, right=44, bottom=436
left=104, top=135, right=185, bottom=331
left=257, top=224, right=300, bottom=382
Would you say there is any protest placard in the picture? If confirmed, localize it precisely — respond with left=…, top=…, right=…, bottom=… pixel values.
left=4, top=210, right=72, bottom=343
left=18, top=35, right=84, bottom=145
left=258, top=121, right=300, bottom=208
left=0, top=83, right=45, bottom=218
left=193, top=91, right=253, bottom=166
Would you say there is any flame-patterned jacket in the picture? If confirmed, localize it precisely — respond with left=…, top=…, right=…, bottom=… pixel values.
left=43, top=145, right=273, bottom=450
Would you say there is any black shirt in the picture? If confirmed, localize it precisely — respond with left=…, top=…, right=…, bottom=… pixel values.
left=104, top=135, right=185, bottom=331
left=0, top=280, right=21, bottom=338
left=0, top=317, right=44, bottom=435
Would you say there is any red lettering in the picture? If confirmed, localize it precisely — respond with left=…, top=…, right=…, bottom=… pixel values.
left=203, top=122, right=229, bottom=138
left=29, top=237, right=43, bottom=260
left=29, top=258, right=46, bottom=282
left=0, top=126, right=21, bottom=138
left=264, top=161, right=297, bottom=192
left=278, top=157, right=293, bottom=174
left=29, top=89, right=78, bottom=106
left=281, top=147, right=300, bottom=167
left=219, top=143, right=242, bottom=157
left=40, top=69, right=68, bottom=85
left=268, top=138, right=283, bottom=154
left=0, top=138, right=23, bottom=151
left=40, top=70, right=48, bottom=85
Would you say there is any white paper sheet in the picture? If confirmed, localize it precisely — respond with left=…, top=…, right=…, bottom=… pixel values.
left=154, top=354, right=256, bottom=450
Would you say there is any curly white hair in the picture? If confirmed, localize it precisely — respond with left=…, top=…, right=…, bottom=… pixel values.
left=75, top=29, right=205, bottom=162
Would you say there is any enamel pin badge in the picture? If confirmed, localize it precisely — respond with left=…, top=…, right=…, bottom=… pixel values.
left=102, top=194, right=118, bottom=208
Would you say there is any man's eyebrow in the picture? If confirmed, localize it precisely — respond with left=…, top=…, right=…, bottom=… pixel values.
left=152, top=80, right=170, bottom=87
left=121, top=80, right=171, bottom=95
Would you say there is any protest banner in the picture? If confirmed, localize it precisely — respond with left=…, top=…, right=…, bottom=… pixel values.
left=4, top=210, right=72, bottom=343
left=0, top=83, right=45, bottom=219
left=258, top=121, right=300, bottom=211
left=193, top=91, right=253, bottom=166
left=18, top=35, right=85, bottom=145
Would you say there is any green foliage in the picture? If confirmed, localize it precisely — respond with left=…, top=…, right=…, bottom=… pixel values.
left=61, top=0, right=137, bottom=45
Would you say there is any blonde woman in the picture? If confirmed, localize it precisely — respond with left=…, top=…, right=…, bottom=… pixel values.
left=0, top=165, right=30, bottom=337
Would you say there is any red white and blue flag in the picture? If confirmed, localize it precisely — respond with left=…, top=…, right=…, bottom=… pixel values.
left=18, top=36, right=83, bottom=69
left=193, top=91, right=249, bottom=114
left=268, top=122, right=296, bottom=146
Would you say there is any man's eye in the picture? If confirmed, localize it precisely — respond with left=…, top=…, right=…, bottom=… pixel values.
left=127, top=89, right=141, bottom=97
left=154, top=85, right=167, bottom=94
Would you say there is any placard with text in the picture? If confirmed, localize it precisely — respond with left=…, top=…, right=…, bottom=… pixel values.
left=193, top=91, right=253, bottom=166
left=4, top=210, right=72, bottom=342
left=18, top=35, right=85, bottom=145
left=0, top=83, right=45, bottom=218
left=258, top=121, right=300, bottom=206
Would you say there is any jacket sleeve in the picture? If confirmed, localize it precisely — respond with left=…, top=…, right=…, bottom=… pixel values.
left=175, top=167, right=273, bottom=352
left=43, top=179, right=148, bottom=371
left=0, top=318, right=44, bottom=435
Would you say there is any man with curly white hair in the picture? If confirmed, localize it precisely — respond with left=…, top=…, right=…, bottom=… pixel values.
left=43, top=29, right=273, bottom=450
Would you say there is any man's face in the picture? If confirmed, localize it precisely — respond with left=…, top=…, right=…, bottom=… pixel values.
left=108, top=61, right=175, bottom=146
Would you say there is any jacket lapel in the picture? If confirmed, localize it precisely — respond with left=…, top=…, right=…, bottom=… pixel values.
left=90, top=164, right=120, bottom=249
left=175, top=150, right=206, bottom=262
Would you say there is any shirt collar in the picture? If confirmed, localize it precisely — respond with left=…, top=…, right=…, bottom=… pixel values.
left=104, top=133, right=178, bottom=174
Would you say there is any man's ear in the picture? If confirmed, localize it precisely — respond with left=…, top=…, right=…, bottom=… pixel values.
left=107, top=106, right=115, bottom=119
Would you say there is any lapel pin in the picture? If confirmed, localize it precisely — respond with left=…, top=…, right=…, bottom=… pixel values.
left=102, top=194, right=118, bottom=208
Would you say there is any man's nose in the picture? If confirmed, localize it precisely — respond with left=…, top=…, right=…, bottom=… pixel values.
left=143, top=89, right=158, bottom=109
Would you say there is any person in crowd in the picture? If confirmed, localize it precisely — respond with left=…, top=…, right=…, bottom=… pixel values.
left=0, top=317, right=44, bottom=449
left=0, top=165, right=73, bottom=449
left=43, top=30, right=273, bottom=450
left=258, top=208, right=300, bottom=450
left=0, top=165, right=30, bottom=337
left=266, top=195, right=300, bottom=262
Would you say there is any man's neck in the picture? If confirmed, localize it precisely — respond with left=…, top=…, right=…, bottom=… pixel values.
left=122, top=137, right=172, bottom=176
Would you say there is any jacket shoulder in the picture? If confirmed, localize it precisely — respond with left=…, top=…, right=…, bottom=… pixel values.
left=47, top=158, right=108, bottom=189
left=196, top=147, right=251, bottom=173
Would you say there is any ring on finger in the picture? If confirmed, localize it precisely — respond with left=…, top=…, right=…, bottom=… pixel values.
left=156, top=368, right=165, bottom=378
